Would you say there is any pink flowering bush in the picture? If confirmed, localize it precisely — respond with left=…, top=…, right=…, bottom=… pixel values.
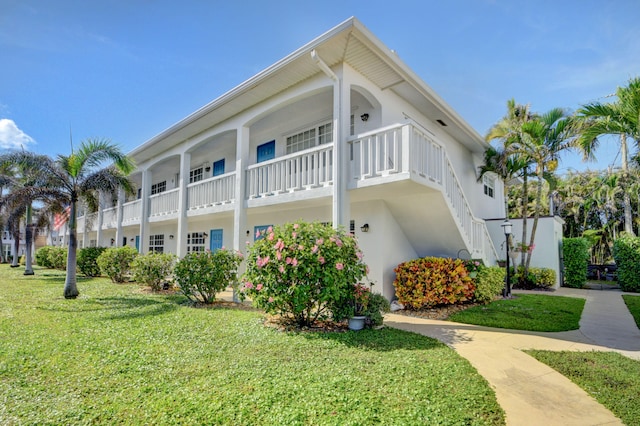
left=240, top=221, right=368, bottom=327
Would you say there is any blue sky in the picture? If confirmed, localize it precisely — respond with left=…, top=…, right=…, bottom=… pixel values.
left=1, top=0, right=638, bottom=173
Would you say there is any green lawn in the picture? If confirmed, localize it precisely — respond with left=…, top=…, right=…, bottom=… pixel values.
left=0, top=266, right=504, bottom=425
left=622, top=294, right=640, bottom=328
left=448, top=294, right=585, bottom=332
left=526, top=350, right=640, bottom=425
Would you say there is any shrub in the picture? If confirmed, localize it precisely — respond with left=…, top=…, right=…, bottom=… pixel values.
left=97, top=246, right=139, bottom=283
left=393, top=257, right=475, bottom=309
left=613, top=235, right=640, bottom=292
left=563, top=238, right=589, bottom=288
left=174, top=249, right=242, bottom=304
left=365, top=292, right=391, bottom=327
left=77, top=247, right=107, bottom=277
left=240, top=222, right=368, bottom=327
left=131, top=252, right=177, bottom=291
left=35, top=246, right=54, bottom=268
left=513, top=266, right=556, bottom=290
left=48, top=247, right=68, bottom=270
left=474, top=266, right=506, bottom=304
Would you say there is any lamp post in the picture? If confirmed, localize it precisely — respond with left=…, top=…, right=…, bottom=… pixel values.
left=501, top=219, right=512, bottom=298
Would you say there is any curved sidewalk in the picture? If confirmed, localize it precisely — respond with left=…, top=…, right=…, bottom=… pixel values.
left=385, top=288, right=640, bottom=426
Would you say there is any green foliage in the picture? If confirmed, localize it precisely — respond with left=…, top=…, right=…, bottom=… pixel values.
left=393, top=257, right=475, bottom=309
left=0, top=267, right=504, bottom=425
left=449, top=294, right=585, bottom=332
left=77, top=247, right=107, bottom=277
left=174, top=249, right=242, bottom=304
left=513, top=266, right=556, bottom=289
left=528, top=350, right=640, bottom=426
left=474, top=266, right=505, bottom=304
left=364, top=292, right=391, bottom=327
left=18, top=255, right=26, bottom=265
left=563, top=238, right=589, bottom=288
left=35, top=246, right=54, bottom=268
left=47, top=246, right=68, bottom=270
left=622, top=295, right=640, bottom=328
left=97, top=246, right=139, bottom=283
left=613, top=235, right=640, bottom=292
left=131, top=252, right=177, bottom=291
left=240, top=222, right=368, bottom=327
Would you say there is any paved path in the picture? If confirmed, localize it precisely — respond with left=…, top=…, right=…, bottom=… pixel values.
left=385, top=288, right=640, bottom=426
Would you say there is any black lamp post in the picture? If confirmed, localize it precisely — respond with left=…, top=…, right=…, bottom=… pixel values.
left=501, top=219, right=512, bottom=298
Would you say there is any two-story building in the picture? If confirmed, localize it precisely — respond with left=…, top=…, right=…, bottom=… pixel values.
left=75, top=17, right=505, bottom=298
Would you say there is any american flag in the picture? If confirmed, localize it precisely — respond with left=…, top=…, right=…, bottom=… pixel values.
left=53, top=206, right=71, bottom=231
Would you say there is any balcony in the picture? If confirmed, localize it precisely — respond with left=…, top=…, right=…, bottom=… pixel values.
left=246, top=144, right=333, bottom=199
left=187, top=172, right=235, bottom=213
left=122, top=199, right=142, bottom=225
left=101, top=207, right=118, bottom=229
left=149, top=188, right=180, bottom=220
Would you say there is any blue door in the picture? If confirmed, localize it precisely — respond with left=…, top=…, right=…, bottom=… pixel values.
left=135, top=235, right=140, bottom=251
left=209, top=229, right=223, bottom=252
left=257, top=141, right=275, bottom=163
left=212, top=159, right=225, bottom=176
left=254, top=225, right=272, bottom=241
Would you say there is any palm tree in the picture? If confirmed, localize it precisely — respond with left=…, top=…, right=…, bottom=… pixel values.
left=575, top=77, right=640, bottom=235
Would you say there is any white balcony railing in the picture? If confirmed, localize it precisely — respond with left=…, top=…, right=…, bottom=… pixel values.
left=122, top=199, right=141, bottom=224
left=188, top=173, right=235, bottom=210
left=149, top=188, right=180, bottom=217
left=349, top=123, right=498, bottom=261
left=101, top=207, right=117, bottom=229
left=246, top=144, right=333, bottom=199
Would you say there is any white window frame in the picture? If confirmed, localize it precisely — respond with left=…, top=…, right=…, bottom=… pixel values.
left=151, top=181, right=166, bottom=195
left=187, top=232, right=206, bottom=253
left=483, top=174, right=495, bottom=198
left=285, top=121, right=333, bottom=155
left=149, top=234, right=164, bottom=253
left=189, top=167, right=204, bottom=184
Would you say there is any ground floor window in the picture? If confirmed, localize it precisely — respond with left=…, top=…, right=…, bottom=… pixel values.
left=149, top=234, right=164, bottom=253
left=187, top=232, right=206, bottom=253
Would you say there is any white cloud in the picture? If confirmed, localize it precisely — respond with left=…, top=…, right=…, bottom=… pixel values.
left=0, top=119, right=36, bottom=149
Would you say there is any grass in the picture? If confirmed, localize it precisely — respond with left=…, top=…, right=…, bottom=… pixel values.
left=526, top=350, right=640, bottom=425
left=622, top=295, right=640, bottom=328
left=0, top=266, right=504, bottom=425
left=448, top=294, right=585, bottom=332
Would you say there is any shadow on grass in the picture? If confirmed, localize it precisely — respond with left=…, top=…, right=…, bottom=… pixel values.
left=300, top=326, right=446, bottom=352
left=37, top=295, right=182, bottom=320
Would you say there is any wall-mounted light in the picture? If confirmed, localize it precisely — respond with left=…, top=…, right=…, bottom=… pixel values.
left=205, top=166, right=211, bottom=172
left=169, top=235, right=174, bottom=240
left=130, top=238, right=135, bottom=242
left=360, top=223, right=369, bottom=233
left=110, top=238, right=115, bottom=245
left=360, top=113, right=369, bottom=122
left=203, top=232, right=208, bottom=239
left=246, top=230, right=250, bottom=237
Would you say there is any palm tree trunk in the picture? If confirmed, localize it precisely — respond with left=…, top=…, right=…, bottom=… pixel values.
left=621, top=134, right=635, bottom=235
left=11, top=227, right=20, bottom=268
left=63, top=201, right=79, bottom=299
left=526, top=170, right=544, bottom=271
left=520, top=173, right=528, bottom=269
left=24, top=204, right=34, bottom=275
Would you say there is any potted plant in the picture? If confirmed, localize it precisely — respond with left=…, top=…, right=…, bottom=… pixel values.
left=348, top=282, right=371, bottom=330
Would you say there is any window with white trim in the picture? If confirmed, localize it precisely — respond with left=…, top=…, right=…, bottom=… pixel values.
left=189, top=167, right=204, bottom=184
left=151, top=181, right=166, bottom=195
left=483, top=175, right=495, bottom=198
left=187, top=232, right=206, bottom=253
left=286, top=121, right=333, bottom=154
left=149, top=234, right=164, bottom=253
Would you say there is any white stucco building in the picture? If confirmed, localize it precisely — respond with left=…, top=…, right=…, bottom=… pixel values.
left=75, top=18, right=508, bottom=298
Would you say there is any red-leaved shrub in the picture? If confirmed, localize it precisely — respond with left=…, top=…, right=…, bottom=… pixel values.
left=393, top=257, right=475, bottom=309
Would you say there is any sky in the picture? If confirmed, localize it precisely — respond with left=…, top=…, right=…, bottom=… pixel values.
left=1, top=0, right=639, bottom=174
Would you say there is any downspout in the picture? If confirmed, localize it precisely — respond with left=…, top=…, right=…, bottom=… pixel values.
left=311, top=50, right=337, bottom=81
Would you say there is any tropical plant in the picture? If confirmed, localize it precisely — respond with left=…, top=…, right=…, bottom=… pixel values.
left=240, top=222, right=368, bottom=327
left=77, top=246, right=107, bottom=277
left=97, top=246, right=139, bottom=283
left=174, top=249, right=242, bottom=303
left=473, top=266, right=506, bottom=304
left=131, top=252, right=177, bottom=291
left=574, top=77, right=640, bottom=235
left=613, top=235, right=640, bottom=292
left=563, top=238, right=589, bottom=288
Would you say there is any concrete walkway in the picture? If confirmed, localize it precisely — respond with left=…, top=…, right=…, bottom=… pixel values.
left=385, top=288, right=640, bottom=425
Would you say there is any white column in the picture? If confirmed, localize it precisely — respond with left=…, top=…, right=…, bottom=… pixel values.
left=332, top=67, right=350, bottom=229
left=176, top=152, right=191, bottom=257
left=81, top=206, right=88, bottom=249
left=139, top=169, right=151, bottom=254
left=115, top=188, right=124, bottom=246
left=233, top=127, right=250, bottom=303
left=96, top=192, right=104, bottom=246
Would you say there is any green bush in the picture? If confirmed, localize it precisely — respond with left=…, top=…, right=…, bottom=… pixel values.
left=513, top=266, right=556, bottom=290
left=364, top=292, right=391, bottom=327
left=393, top=257, right=475, bottom=309
left=48, top=247, right=68, bottom=270
left=35, top=246, right=54, bottom=268
left=474, top=266, right=505, bottom=304
left=613, top=235, right=640, bottom=292
left=563, top=238, right=589, bottom=288
left=97, top=246, right=139, bottom=283
left=240, top=222, right=368, bottom=327
left=175, top=249, right=242, bottom=304
left=131, top=252, right=177, bottom=291
left=77, top=247, right=107, bottom=277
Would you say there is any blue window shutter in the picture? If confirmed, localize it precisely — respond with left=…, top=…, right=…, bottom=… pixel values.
left=257, top=141, right=275, bottom=163
left=212, top=159, right=225, bottom=176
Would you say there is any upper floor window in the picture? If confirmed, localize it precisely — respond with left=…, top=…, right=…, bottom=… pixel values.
left=149, top=234, right=164, bottom=253
left=483, top=175, right=495, bottom=198
left=187, top=232, right=206, bottom=253
left=286, top=121, right=333, bottom=155
left=151, top=181, right=166, bottom=195
left=189, top=167, right=203, bottom=184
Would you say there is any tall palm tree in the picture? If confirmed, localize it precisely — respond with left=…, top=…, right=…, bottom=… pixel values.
left=575, top=77, right=640, bottom=235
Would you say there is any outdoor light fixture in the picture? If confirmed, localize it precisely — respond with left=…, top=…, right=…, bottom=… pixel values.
left=360, top=223, right=369, bottom=233
left=169, top=235, right=174, bottom=240
left=205, top=166, right=211, bottom=172
left=501, top=219, right=513, bottom=298
left=360, top=113, right=369, bottom=122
